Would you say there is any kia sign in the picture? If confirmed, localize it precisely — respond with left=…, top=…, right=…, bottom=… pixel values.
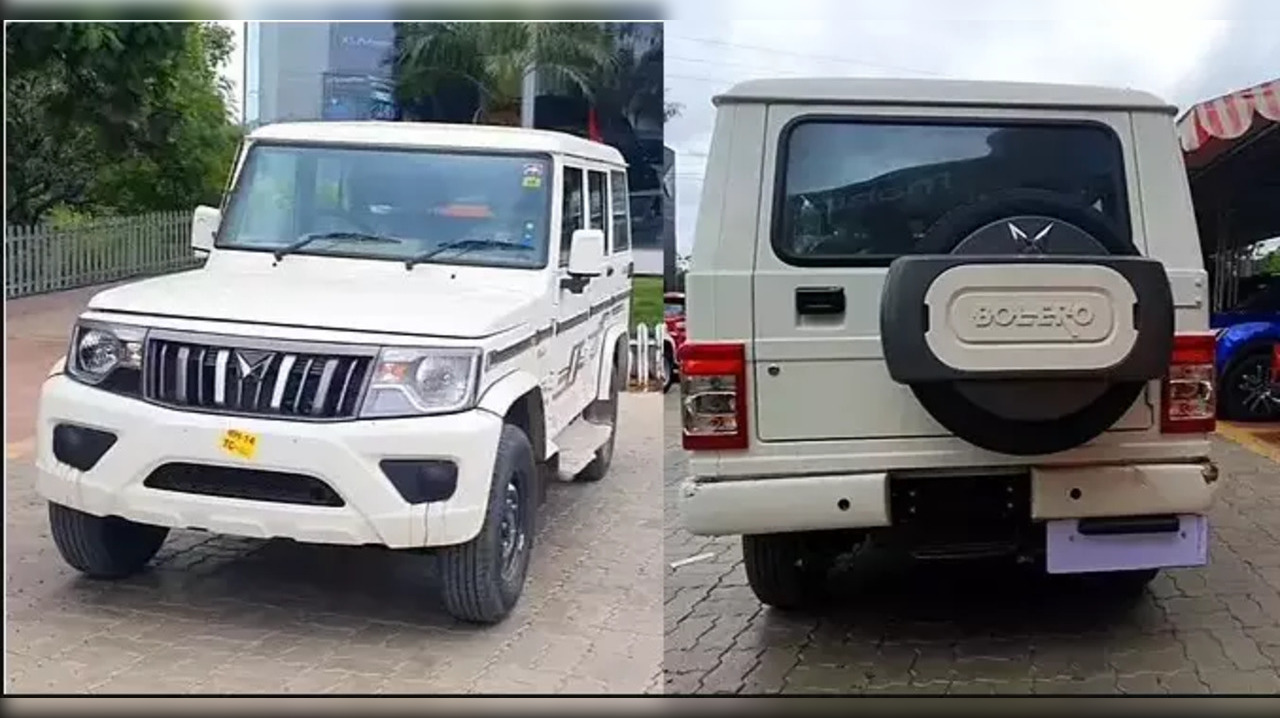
left=328, top=22, right=395, bottom=76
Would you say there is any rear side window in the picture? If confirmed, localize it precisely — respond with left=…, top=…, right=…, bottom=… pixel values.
left=773, top=119, right=1129, bottom=265
left=610, top=170, right=631, bottom=253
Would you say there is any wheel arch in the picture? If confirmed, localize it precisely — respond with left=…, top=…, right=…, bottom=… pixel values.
left=477, top=370, right=548, bottom=463
left=1217, top=323, right=1280, bottom=378
left=593, top=323, right=630, bottom=401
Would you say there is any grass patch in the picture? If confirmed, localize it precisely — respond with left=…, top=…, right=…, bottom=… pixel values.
left=630, top=275, right=663, bottom=328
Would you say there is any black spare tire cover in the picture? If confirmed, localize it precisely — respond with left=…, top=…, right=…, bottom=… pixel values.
left=885, top=188, right=1167, bottom=456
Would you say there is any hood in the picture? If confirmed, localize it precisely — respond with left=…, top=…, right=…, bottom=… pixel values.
left=88, top=262, right=540, bottom=339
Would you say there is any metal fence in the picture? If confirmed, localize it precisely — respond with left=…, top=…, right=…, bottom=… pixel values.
left=628, top=322, right=670, bottom=391
left=5, top=210, right=202, bottom=300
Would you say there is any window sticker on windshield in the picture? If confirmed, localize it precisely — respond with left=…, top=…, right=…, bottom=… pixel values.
left=522, top=162, right=545, bottom=189
left=521, top=221, right=536, bottom=246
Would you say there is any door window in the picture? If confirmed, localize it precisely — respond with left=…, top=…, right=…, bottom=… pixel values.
left=560, top=166, right=585, bottom=267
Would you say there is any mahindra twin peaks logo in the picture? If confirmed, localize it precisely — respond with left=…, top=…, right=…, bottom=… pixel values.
left=233, top=350, right=274, bottom=380
left=1007, top=221, right=1053, bottom=254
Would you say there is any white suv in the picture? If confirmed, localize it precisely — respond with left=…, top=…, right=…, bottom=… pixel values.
left=35, top=122, right=634, bottom=624
left=678, top=78, right=1220, bottom=609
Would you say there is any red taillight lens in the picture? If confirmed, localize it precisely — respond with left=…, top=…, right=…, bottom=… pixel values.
left=1271, top=344, right=1280, bottom=384
left=679, top=342, right=747, bottom=450
left=1161, top=333, right=1216, bottom=434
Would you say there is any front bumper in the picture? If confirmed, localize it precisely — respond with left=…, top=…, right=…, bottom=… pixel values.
left=679, top=461, right=1220, bottom=537
left=35, top=375, right=503, bottom=549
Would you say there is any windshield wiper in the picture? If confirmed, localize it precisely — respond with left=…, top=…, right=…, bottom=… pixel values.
left=273, top=231, right=404, bottom=261
left=404, top=238, right=533, bottom=269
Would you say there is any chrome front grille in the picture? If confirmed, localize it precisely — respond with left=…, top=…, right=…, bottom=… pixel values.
left=144, top=334, right=377, bottom=420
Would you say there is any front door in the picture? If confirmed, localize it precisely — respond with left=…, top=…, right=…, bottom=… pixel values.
left=548, top=163, right=595, bottom=435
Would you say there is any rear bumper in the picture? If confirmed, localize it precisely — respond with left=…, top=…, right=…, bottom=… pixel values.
left=679, top=460, right=1220, bottom=537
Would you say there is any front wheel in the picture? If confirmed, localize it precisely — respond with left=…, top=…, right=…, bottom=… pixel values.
left=48, top=503, right=169, bottom=579
left=1220, top=349, right=1280, bottom=422
left=438, top=424, right=537, bottom=624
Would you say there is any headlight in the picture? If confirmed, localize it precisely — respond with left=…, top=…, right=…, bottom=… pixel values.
left=359, top=347, right=482, bottom=418
left=66, top=321, right=146, bottom=392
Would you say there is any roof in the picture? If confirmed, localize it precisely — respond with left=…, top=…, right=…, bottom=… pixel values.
left=1177, top=78, right=1280, bottom=159
left=713, top=77, right=1175, bottom=114
left=247, top=121, right=627, bottom=165
left=1177, top=79, right=1280, bottom=254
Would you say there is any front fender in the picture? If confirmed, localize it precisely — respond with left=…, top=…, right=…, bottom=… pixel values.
left=594, top=323, right=630, bottom=400
left=1217, top=321, right=1280, bottom=376
left=477, top=368, right=542, bottom=418
left=49, top=356, right=66, bottom=376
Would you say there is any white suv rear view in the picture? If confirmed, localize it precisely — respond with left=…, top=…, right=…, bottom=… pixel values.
left=678, top=78, right=1220, bottom=609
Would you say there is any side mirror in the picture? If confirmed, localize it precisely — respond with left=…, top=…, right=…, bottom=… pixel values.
left=567, top=228, right=605, bottom=277
left=191, top=205, right=221, bottom=255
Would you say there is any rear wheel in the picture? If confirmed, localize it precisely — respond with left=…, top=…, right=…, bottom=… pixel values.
left=742, top=532, right=848, bottom=610
left=663, top=345, right=676, bottom=393
left=577, top=344, right=624, bottom=483
left=48, top=503, right=169, bottom=579
left=1220, top=348, right=1280, bottom=421
left=880, top=188, right=1172, bottom=456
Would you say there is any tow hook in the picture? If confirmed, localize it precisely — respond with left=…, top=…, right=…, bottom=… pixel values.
left=1202, top=460, right=1219, bottom=485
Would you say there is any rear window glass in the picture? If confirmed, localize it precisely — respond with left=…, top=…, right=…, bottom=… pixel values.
left=773, top=120, right=1129, bottom=265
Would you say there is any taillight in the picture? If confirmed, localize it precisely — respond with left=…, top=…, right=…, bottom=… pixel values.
left=680, top=342, right=747, bottom=450
left=1271, top=343, right=1280, bottom=384
left=1161, top=333, right=1216, bottom=434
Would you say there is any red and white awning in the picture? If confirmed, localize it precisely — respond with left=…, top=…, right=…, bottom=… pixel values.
left=1178, top=78, right=1280, bottom=154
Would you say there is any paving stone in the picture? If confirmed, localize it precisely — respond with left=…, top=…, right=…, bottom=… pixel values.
left=662, top=394, right=1280, bottom=695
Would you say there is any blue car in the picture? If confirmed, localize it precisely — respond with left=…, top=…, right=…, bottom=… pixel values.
left=1212, top=280, right=1280, bottom=421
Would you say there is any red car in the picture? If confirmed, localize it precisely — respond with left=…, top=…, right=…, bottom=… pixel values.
left=663, top=291, right=686, bottom=392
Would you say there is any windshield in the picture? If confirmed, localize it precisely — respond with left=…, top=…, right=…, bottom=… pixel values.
left=218, top=143, right=553, bottom=269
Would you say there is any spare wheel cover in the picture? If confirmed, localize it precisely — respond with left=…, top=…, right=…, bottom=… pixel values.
left=909, top=189, right=1147, bottom=456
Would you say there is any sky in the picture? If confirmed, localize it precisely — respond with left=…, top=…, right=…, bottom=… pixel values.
left=664, top=0, right=1280, bottom=254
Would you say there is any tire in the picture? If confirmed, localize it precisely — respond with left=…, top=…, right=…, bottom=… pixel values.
left=662, top=346, right=676, bottom=394
left=47, top=502, right=168, bottom=579
left=915, top=188, right=1138, bottom=257
left=742, top=532, right=840, bottom=610
left=1220, top=348, right=1280, bottom=422
left=439, top=424, right=537, bottom=624
left=901, top=188, right=1152, bottom=455
left=577, top=345, right=624, bottom=483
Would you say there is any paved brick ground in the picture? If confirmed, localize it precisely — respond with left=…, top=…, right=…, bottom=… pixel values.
left=4, top=286, right=664, bottom=693
left=663, top=394, right=1280, bottom=695
left=6, top=394, right=662, bottom=694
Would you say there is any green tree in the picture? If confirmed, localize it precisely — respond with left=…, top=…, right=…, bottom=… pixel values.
left=665, top=93, right=684, bottom=124
left=5, top=22, right=239, bottom=224
left=90, top=23, right=242, bottom=214
left=1260, top=248, right=1280, bottom=276
left=582, top=24, right=664, bottom=132
left=393, top=22, right=615, bottom=126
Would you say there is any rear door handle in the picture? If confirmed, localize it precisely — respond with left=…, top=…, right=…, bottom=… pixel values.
left=796, top=287, right=846, bottom=316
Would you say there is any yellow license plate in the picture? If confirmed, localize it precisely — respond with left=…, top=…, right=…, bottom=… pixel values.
left=219, top=429, right=258, bottom=460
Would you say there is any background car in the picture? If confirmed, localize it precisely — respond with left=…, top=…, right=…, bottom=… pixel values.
left=1212, top=276, right=1280, bottom=421
left=662, top=290, right=685, bottom=393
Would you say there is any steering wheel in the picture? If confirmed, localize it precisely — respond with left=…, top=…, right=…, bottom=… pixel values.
left=310, top=206, right=379, bottom=235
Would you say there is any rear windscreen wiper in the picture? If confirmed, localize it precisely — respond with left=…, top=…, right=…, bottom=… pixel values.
left=273, top=231, right=403, bottom=261
left=404, top=238, right=534, bottom=269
